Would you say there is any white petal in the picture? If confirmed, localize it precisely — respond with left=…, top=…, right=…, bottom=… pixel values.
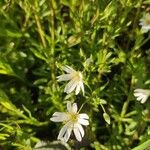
left=63, top=65, right=75, bottom=73
left=64, top=79, right=78, bottom=94
left=50, top=112, right=68, bottom=122
left=57, top=124, right=68, bottom=141
left=141, top=95, right=148, bottom=103
left=139, top=22, right=144, bottom=26
left=79, top=114, right=89, bottom=119
left=134, top=93, right=142, bottom=97
left=74, top=123, right=84, bottom=137
left=136, top=95, right=144, bottom=101
left=57, top=74, right=72, bottom=81
left=63, top=127, right=72, bottom=142
left=78, top=118, right=89, bottom=126
left=134, top=89, right=143, bottom=93
left=57, top=122, right=72, bottom=142
left=80, top=81, right=84, bottom=95
left=73, top=127, right=82, bottom=141
left=75, top=84, right=81, bottom=95
left=141, top=27, right=149, bottom=33
left=67, top=101, right=72, bottom=112
left=72, top=103, right=78, bottom=113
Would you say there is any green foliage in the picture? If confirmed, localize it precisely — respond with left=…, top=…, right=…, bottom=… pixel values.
left=0, top=0, right=150, bottom=149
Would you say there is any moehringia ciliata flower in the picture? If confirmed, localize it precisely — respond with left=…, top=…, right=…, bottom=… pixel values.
left=50, top=101, right=89, bottom=142
left=134, top=89, right=150, bottom=103
left=57, top=65, right=84, bottom=95
left=139, top=13, right=150, bottom=33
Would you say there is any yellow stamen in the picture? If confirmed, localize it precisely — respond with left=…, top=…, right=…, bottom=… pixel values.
left=69, top=112, right=78, bottom=123
left=145, top=19, right=150, bottom=25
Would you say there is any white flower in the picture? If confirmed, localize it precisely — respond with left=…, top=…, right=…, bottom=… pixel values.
left=134, top=89, right=150, bottom=103
left=50, top=101, right=89, bottom=142
left=57, top=65, right=84, bottom=95
left=139, top=13, right=150, bottom=33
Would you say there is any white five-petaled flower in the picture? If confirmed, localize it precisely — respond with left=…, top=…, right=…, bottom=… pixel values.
left=139, top=13, right=150, bottom=33
left=134, top=89, right=150, bottom=103
left=57, top=65, right=84, bottom=95
left=50, top=101, right=89, bottom=142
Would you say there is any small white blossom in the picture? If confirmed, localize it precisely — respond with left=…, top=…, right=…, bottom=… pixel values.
left=134, top=89, right=150, bottom=103
left=139, top=13, right=150, bottom=33
left=50, top=101, right=89, bottom=142
left=57, top=65, right=84, bottom=95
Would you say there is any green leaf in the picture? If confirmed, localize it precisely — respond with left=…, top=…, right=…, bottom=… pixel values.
left=132, top=139, right=150, bottom=150
left=0, top=89, right=17, bottom=112
left=97, top=49, right=115, bottom=74
left=0, top=89, right=26, bottom=119
left=60, top=0, right=70, bottom=7
left=0, top=59, right=16, bottom=76
left=31, top=48, right=47, bottom=62
left=67, top=34, right=81, bottom=47
left=0, top=133, right=10, bottom=140
left=0, top=123, right=14, bottom=131
left=12, top=143, right=32, bottom=150
left=103, top=112, right=111, bottom=124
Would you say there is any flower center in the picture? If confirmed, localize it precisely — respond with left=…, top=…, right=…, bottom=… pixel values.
left=145, top=19, right=150, bottom=25
left=73, top=71, right=82, bottom=81
left=69, top=113, right=78, bottom=123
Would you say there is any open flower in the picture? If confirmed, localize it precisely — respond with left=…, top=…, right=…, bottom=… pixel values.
left=134, top=89, right=150, bottom=103
left=50, top=101, right=89, bottom=142
left=57, top=65, right=84, bottom=95
left=139, top=13, right=150, bottom=33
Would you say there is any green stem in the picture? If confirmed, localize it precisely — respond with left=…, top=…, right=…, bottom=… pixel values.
left=121, top=76, right=133, bottom=118
left=141, top=33, right=150, bottom=47
left=78, top=102, right=87, bottom=113
left=49, top=0, right=56, bottom=82
left=100, top=103, right=106, bottom=113
left=132, top=0, right=143, bottom=29
left=16, top=120, right=48, bottom=126
left=35, top=14, right=47, bottom=48
left=125, top=110, right=137, bottom=117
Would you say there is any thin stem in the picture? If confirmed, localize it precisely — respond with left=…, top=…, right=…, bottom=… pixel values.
left=50, top=3, right=55, bottom=51
left=34, top=14, right=47, bottom=48
left=125, top=110, right=137, bottom=117
left=49, top=0, right=56, bottom=82
left=121, top=76, right=133, bottom=118
left=78, top=101, right=87, bottom=113
left=100, top=103, right=106, bottom=113
left=140, top=33, right=150, bottom=46
left=132, top=0, right=143, bottom=29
